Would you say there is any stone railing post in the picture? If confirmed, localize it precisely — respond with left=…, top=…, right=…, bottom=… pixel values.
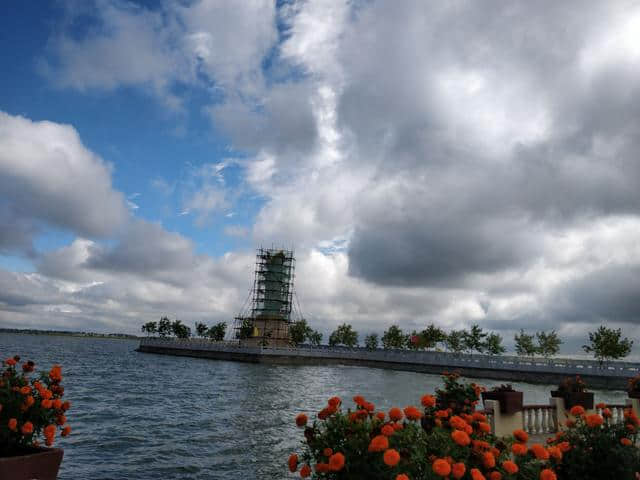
left=628, top=398, right=640, bottom=419
left=484, top=399, right=523, bottom=437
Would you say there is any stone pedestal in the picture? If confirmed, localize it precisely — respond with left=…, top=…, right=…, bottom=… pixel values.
left=484, top=399, right=523, bottom=437
left=552, top=397, right=595, bottom=431
left=628, top=398, right=640, bottom=418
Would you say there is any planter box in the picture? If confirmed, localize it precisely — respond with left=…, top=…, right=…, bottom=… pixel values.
left=564, top=391, right=594, bottom=410
left=550, top=390, right=562, bottom=398
left=482, top=391, right=523, bottom=414
left=629, top=391, right=640, bottom=399
left=0, top=447, right=63, bottom=480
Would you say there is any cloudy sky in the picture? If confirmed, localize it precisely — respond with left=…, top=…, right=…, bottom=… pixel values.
left=1, top=0, right=639, bottom=352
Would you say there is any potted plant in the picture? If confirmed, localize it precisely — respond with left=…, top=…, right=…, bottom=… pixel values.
left=552, top=375, right=594, bottom=409
left=628, top=375, right=640, bottom=399
left=481, top=384, right=523, bottom=414
left=0, top=355, right=71, bottom=480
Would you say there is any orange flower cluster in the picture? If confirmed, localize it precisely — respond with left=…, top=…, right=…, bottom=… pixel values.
left=1, top=356, right=71, bottom=450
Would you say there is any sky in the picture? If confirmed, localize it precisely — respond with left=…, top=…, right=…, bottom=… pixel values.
left=0, top=0, right=639, bottom=353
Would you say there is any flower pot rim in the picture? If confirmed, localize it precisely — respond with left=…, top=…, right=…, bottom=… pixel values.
left=0, top=446, right=63, bottom=460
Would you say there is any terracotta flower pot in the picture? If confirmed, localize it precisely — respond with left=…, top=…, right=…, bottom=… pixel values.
left=0, top=447, right=63, bottom=480
left=482, top=391, right=523, bottom=414
left=563, top=391, right=594, bottom=410
left=550, top=390, right=562, bottom=398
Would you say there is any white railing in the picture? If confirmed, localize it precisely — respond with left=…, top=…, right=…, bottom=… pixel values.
left=523, top=405, right=557, bottom=434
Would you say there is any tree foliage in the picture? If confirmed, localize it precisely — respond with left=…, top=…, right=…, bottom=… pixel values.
left=409, top=324, right=446, bottom=350
left=444, top=330, right=465, bottom=354
left=207, top=322, right=226, bottom=341
left=583, top=325, right=633, bottom=364
left=289, top=319, right=313, bottom=346
left=462, top=324, right=487, bottom=354
left=536, top=330, right=562, bottom=358
left=514, top=329, right=537, bottom=357
left=195, top=322, right=208, bottom=338
left=307, top=330, right=323, bottom=346
left=484, top=332, right=506, bottom=355
left=329, top=323, right=359, bottom=347
left=141, top=321, right=157, bottom=336
left=171, top=319, right=191, bottom=339
left=158, top=316, right=171, bottom=338
left=364, top=333, right=379, bottom=350
left=381, top=325, right=407, bottom=350
left=236, top=318, right=253, bottom=340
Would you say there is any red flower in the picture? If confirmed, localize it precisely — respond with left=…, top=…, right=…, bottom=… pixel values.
left=383, top=449, right=400, bottom=467
left=512, top=429, right=528, bottom=443
left=585, top=414, right=603, bottom=428
left=403, top=406, right=422, bottom=421
left=368, top=435, right=389, bottom=452
left=300, top=464, right=311, bottom=478
left=421, top=395, right=436, bottom=408
left=432, top=459, right=451, bottom=477
left=451, top=429, right=471, bottom=446
left=540, top=469, right=557, bottom=480
left=329, top=452, right=345, bottom=471
left=21, top=422, right=34, bottom=435
left=569, top=405, right=585, bottom=417
left=288, top=454, right=298, bottom=473
left=452, top=462, right=466, bottom=479
left=8, top=418, right=17, bottom=431
left=389, top=407, right=404, bottom=422
left=502, top=460, right=518, bottom=474
left=295, top=413, right=308, bottom=427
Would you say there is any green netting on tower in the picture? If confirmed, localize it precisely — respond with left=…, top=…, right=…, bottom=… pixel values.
left=252, top=248, right=294, bottom=321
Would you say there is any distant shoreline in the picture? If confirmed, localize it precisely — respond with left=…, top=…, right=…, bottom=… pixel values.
left=0, top=328, right=139, bottom=340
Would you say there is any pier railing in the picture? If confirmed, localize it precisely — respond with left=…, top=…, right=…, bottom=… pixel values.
left=138, top=337, right=640, bottom=378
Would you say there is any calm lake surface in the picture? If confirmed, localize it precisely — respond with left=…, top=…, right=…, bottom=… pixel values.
left=0, top=333, right=628, bottom=479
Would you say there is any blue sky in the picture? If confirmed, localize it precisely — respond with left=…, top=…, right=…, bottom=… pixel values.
left=0, top=1, right=639, bottom=353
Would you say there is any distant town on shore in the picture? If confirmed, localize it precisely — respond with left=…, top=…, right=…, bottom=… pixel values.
left=0, top=328, right=139, bottom=340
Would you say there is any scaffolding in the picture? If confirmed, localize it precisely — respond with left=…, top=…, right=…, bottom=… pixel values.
left=233, top=248, right=300, bottom=347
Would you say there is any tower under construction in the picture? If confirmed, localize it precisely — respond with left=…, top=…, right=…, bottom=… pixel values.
left=233, top=248, right=299, bottom=347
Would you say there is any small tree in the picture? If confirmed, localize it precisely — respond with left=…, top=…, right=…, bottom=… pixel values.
left=329, top=323, right=359, bottom=347
left=536, top=330, right=562, bottom=358
left=308, top=330, right=323, bottom=346
left=409, top=324, right=447, bottom=350
left=444, top=330, right=465, bottom=354
left=484, top=332, right=506, bottom=355
left=236, top=318, right=253, bottom=340
left=364, top=333, right=379, bottom=350
left=141, top=321, right=157, bottom=336
left=289, top=319, right=313, bottom=346
left=382, top=325, right=407, bottom=350
left=195, top=322, right=208, bottom=338
left=208, top=322, right=226, bottom=341
left=583, top=325, right=633, bottom=365
left=158, top=316, right=171, bottom=338
left=514, top=329, right=537, bottom=357
left=462, top=324, right=487, bottom=353
left=171, top=319, right=191, bottom=339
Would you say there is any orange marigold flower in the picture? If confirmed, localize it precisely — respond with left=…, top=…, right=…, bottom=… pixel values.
left=8, top=418, right=17, bottom=431
left=20, top=386, right=31, bottom=395
left=5, top=358, right=16, bottom=366
left=62, top=401, right=71, bottom=411
left=288, top=454, right=298, bottom=473
left=478, top=422, right=491, bottom=433
left=585, top=414, right=604, bottom=428
left=328, top=396, right=341, bottom=407
left=396, top=475, right=410, bottom=480
left=602, top=408, right=612, bottom=418
left=513, top=429, right=528, bottom=443
left=452, top=462, right=466, bottom=479
left=381, top=424, right=395, bottom=436
left=511, top=443, right=527, bottom=456
left=596, top=402, right=607, bottom=409
left=404, top=406, right=422, bottom=421
left=540, top=468, right=557, bottom=480
left=363, top=401, right=375, bottom=412
left=44, top=424, right=56, bottom=437
left=435, top=409, right=450, bottom=418
left=547, top=446, right=562, bottom=460
left=392, top=422, right=404, bottom=431
left=565, top=419, right=575, bottom=428
left=451, top=429, right=471, bottom=446
left=25, top=395, right=35, bottom=408
left=569, top=405, right=585, bottom=417
left=502, top=460, right=518, bottom=475
left=353, top=395, right=365, bottom=405
left=323, top=448, right=333, bottom=457
left=389, top=407, right=404, bottom=422
left=473, top=412, right=487, bottom=422
left=432, top=459, right=451, bottom=477
left=450, top=415, right=468, bottom=430
left=329, top=452, right=345, bottom=471
left=42, top=399, right=53, bottom=409
left=45, top=437, right=53, bottom=447
left=470, top=468, right=487, bottom=480
left=530, top=444, right=550, bottom=460
left=21, top=421, right=34, bottom=435
left=61, top=426, right=71, bottom=437
left=376, top=411, right=386, bottom=421
left=295, top=413, right=308, bottom=427
left=557, top=441, right=571, bottom=453
left=489, top=472, right=502, bottom=480
left=315, top=463, right=330, bottom=473
left=56, top=415, right=67, bottom=426
left=368, top=435, right=389, bottom=452
left=383, top=449, right=401, bottom=467
left=300, top=464, right=311, bottom=478
left=49, top=365, right=62, bottom=382
left=42, top=389, right=53, bottom=400
left=421, top=394, right=436, bottom=408
left=53, top=399, right=62, bottom=410
left=621, top=438, right=632, bottom=446
left=483, top=452, right=496, bottom=469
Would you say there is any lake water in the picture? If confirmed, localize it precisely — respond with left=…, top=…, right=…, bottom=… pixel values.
left=0, top=333, right=628, bottom=479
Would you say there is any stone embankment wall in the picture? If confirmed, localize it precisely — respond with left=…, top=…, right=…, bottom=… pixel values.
left=137, top=338, right=640, bottom=390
